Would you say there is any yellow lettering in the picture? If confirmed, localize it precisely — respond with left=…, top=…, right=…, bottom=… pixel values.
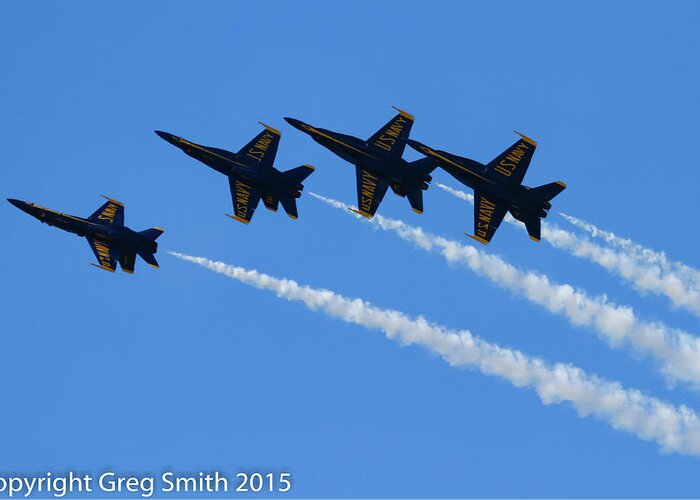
left=246, top=132, right=276, bottom=161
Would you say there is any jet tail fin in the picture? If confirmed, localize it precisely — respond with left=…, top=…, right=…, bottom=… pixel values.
left=282, top=164, right=315, bottom=186
left=530, top=181, right=566, bottom=202
left=138, top=250, right=160, bottom=268
left=139, top=227, right=164, bottom=241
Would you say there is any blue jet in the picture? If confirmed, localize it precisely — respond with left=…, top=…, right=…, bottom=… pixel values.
left=7, top=196, right=163, bottom=273
left=155, top=123, right=314, bottom=224
left=284, top=107, right=436, bottom=218
left=407, top=133, right=566, bottom=244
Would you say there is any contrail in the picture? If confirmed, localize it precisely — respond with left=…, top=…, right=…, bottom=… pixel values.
left=169, top=251, right=700, bottom=457
left=308, top=192, right=700, bottom=387
left=436, top=183, right=700, bottom=318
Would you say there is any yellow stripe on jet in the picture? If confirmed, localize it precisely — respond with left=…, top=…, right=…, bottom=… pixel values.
left=391, top=105, right=414, bottom=121
left=301, top=124, right=376, bottom=160
left=349, top=207, right=374, bottom=219
left=418, top=145, right=494, bottom=184
left=225, top=213, right=250, bottom=225
left=514, top=131, right=537, bottom=146
left=177, top=138, right=250, bottom=169
left=100, top=195, right=124, bottom=206
left=465, top=233, right=489, bottom=245
left=91, top=263, right=115, bottom=272
left=258, top=122, right=281, bottom=136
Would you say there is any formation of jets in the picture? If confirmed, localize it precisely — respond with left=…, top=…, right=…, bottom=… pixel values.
left=8, top=106, right=566, bottom=272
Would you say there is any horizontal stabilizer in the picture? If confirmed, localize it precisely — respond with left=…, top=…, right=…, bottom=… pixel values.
left=138, top=251, right=160, bottom=268
left=530, top=181, right=566, bottom=202
left=280, top=196, right=299, bottom=220
left=119, top=252, right=136, bottom=274
left=139, top=227, right=164, bottom=241
left=406, top=188, right=424, bottom=214
left=283, top=164, right=315, bottom=186
left=523, top=216, right=542, bottom=242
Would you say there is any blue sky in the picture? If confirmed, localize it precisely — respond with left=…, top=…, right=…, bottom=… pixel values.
left=2, top=1, right=700, bottom=497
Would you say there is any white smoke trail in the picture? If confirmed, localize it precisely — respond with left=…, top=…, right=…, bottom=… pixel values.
left=169, top=250, right=700, bottom=457
left=560, top=212, right=700, bottom=292
left=436, top=183, right=700, bottom=318
left=308, top=192, right=700, bottom=387
left=559, top=213, right=666, bottom=266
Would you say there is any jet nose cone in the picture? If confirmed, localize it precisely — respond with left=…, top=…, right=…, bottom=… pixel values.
left=7, top=198, right=26, bottom=210
left=7, top=198, right=32, bottom=214
left=154, top=130, right=178, bottom=145
left=284, top=117, right=305, bottom=130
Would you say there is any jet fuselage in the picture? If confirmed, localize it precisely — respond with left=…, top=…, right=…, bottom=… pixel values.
left=417, top=148, right=550, bottom=219
left=7, top=199, right=157, bottom=254
left=155, top=131, right=303, bottom=199
left=283, top=118, right=431, bottom=190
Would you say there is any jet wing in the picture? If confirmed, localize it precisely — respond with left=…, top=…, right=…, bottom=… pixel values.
left=226, top=176, right=262, bottom=224
left=237, top=122, right=281, bottom=169
left=366, top=106, right=414, bottom=160
left=467, top=191, right=508, bottom=245
left=88, top=196, right=124, bottom=226
left=353, top=166, right=389, bottom=219
left=87, top=237, right=117, bottom=272
left=485, top=132, right=537, bottom=186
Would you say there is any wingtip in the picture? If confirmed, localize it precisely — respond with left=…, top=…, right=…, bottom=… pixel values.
left=555, top=181, right=567, bottom=188
left=529, top=235, right=541, bottom=242
left=349, top=208, right=374, bottom=219
left=391, top=105, right=415, bottom=120
left=465, top=233, right=489, bottom=245
left=147, top=263, right=160, bottom=269
left=100, top=195, right=124, bottom=206
left=411, top=207, right=423, bottom=214
left=286, top=213, right=299, bottom=220
left=304, top=164, right=316, bottom=171
left=225, top=213, right=251, bottom=225
left=514, top=130, right=537, bottom=146
left=91, top=263, right=116, bottom=272
left=258, top=121, right=281, bottom=136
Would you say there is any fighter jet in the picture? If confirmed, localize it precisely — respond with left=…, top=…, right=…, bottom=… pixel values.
left=284, top=107, right=436, bottom=218
left=155, top=123, right=314, bottom=224
left=406, top=133, right=566, bottom=244
left=7, top=196, right=163, bottom=273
